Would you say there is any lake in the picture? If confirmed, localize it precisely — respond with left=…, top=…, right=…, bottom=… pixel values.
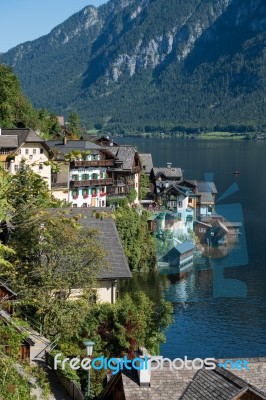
left=118, top=137, right=266, bottom=360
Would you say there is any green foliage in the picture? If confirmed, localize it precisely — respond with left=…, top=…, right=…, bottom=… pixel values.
left=114, top=206, right=156, bottom=272
left=0, top=64, right=38, bottom=128
left=2, top=0, right=266, bottom=132
left=53, top=291, right=173, bottom=397
left=139, top=173, right=150, bottom=200
left=68, top=111, right=81, bottom=137
left=0, top=356, right=33, bottom=400
left=126, top=188, right=137, bottom=203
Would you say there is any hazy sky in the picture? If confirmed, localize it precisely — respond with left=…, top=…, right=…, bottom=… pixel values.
left=0, top=0, right=106, bottom=53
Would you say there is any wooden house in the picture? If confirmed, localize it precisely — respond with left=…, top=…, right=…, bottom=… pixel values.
left=0, top=310, right=34, bottom=361
left=163, top=241, right=194, bottom=270
left=0, top=280, right=17, bottom=315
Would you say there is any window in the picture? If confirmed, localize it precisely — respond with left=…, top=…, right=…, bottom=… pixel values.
left=33, top=149, right=37, bottom=155
left=189, top=198, right=193, bottom=203
left=29, top=155, right=33, bottom=160
left=14, top=165, right=19, bottom=172
left=18, top=149, right=21, bottom=155
left=178, top=201, right=183, bottom=208
left=72, top=204, right=77, bottom=208
left=39, top=163, right=43, bottom=170
left=178, top=213, right=182, bottom=218
left=40, top=148, right=44, bottom=154
left=25, top=149, right=29, bottom=155
left=101, top=187, right=105, bottom=193
left=92, top=173, right=98, bottom=180
left=82, top=203, right=88, bottom=208
left=199, top=228, right=206, bottom=233
left=102, top=200, right=105, bottom=207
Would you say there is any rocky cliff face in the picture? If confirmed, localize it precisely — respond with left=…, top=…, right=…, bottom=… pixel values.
left=2, top=0, right=266, bottom=130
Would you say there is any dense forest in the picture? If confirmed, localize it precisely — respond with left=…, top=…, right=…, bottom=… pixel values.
left=2, top=0, right=266, bottom=134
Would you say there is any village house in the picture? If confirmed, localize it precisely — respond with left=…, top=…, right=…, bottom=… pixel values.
left=150, top=163, right=183, bottom=195
left=139, top=153, right=154, bottom=176
left=0, top=128, right=52, bottom=188
left=197, top=180, right=217, bottom=217
left=47, top=139, right=117, bottom=207
left=0, top=279, right=17, bottom=315
left=52, top=208, right=132, bottom=304
left=163, top=241, right=195, bottom=270
left=103, top=147, right=142, bottom=202
left=0, top=310, right=35, bottom=361
left=101, top=357, right=266, bottom=400
left=194, top=214, right=242, bottom=246
left=92, top=136, right=142, bottom=201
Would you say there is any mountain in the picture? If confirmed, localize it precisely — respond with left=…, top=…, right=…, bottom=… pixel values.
left=2, top=0, right=266, bottom=133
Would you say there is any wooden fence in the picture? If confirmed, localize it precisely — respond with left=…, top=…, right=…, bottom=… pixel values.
left=45, top=351, right=85, bottom=400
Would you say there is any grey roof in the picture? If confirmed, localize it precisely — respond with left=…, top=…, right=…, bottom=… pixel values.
left=104, top=360, right=266, bottom=400
left=107, top=146, right=137, bottom=170
left=120, top=363, right=196, bottom=400
left=0, top=135, right=18, bottom=148
left=139, top=153, right=153, bottom=174
left=153, top=167, right=182, bottom=179
left=50, top=208, right=131, bottom=280
left=47, top=140, right=101, bottom=154
left=0, top=129, right=52, bottom=154
left=174, top=241, right=195, bottom=254
left=180, top=363, right=266, bottom=400
left=1, top=128, right=45, bottom=147
left=199, top=191, right=214, bottom=204
left=197, top=181, right=218, bottom=194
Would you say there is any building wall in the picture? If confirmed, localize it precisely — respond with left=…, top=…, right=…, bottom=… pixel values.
left=69, top=167, right=107, bottom=208
left=9, top=143, right=51, bottom=189
left=68, top=280, right=117, bottom=304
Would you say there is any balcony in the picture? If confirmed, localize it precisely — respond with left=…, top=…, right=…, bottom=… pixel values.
left=51, top=182, right=68, bottom=189
left=72, top=159, right=115, bottom=167
left=70, top=178, right=113, bottom=187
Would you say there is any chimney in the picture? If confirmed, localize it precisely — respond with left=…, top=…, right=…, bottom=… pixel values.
left=167, top=162, right=172, bottom=169
left=136, top=347, right=151, bottom=387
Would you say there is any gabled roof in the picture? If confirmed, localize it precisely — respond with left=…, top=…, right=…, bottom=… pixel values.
left=197, top=181, right=218, bottom=194
left=157, top=182, right=192, bottom=198
left=174, top=242, right=195, bottom=254
left=0, top=128, right=52, bottom=154
left=46, top=140, right=116, bottom=161
left=49, top=209, right=132, bottom=281
left=0, top=136, right=18, bottom=148
left=102, top=360, right=266, bottom=400
left=139, top=153, right=153, bottom=174
left=180, top=363, right=266, bottom=400
left=152, top=167, right=182, bottom=180
left=107, top=146, right=138, bottom=171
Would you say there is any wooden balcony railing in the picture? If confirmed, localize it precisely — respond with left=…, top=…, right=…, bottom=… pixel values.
left=70, top=178, right=113, bottom=187
left=72, top=160, right=115, bottom=167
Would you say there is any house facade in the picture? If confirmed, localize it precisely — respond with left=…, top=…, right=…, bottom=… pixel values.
left=0, top=128, right=52, bottom=189
left=51, top=208, right=132, bottom=304
left=47, top=139, right=116, bottom=207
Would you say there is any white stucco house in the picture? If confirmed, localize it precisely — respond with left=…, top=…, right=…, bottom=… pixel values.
left=0, top=128, right=52, bottom=189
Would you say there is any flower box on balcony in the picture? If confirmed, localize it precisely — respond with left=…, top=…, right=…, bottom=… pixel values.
left=73, top=195, right=78, bottom=199
left=100, top=192, right=106, bottom=197
left=83, top=194, right=89, bottom=199
left=92, top=193, right=97, bottom=197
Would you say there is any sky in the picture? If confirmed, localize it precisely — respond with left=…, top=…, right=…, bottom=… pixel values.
left=0, top=0, right=106, bottom=53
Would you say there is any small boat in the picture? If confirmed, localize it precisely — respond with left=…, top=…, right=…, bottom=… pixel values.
left=233, top=170, right=240, bottom=175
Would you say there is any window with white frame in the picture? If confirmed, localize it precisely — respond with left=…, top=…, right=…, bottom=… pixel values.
left=33, top=149, right=37, bottom=155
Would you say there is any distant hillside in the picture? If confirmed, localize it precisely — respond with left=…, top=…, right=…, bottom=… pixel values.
left=3, top=0, right=266, bottom=133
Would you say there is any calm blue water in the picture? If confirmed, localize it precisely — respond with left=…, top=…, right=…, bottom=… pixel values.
left=119, top=137, right=266, bottom=359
